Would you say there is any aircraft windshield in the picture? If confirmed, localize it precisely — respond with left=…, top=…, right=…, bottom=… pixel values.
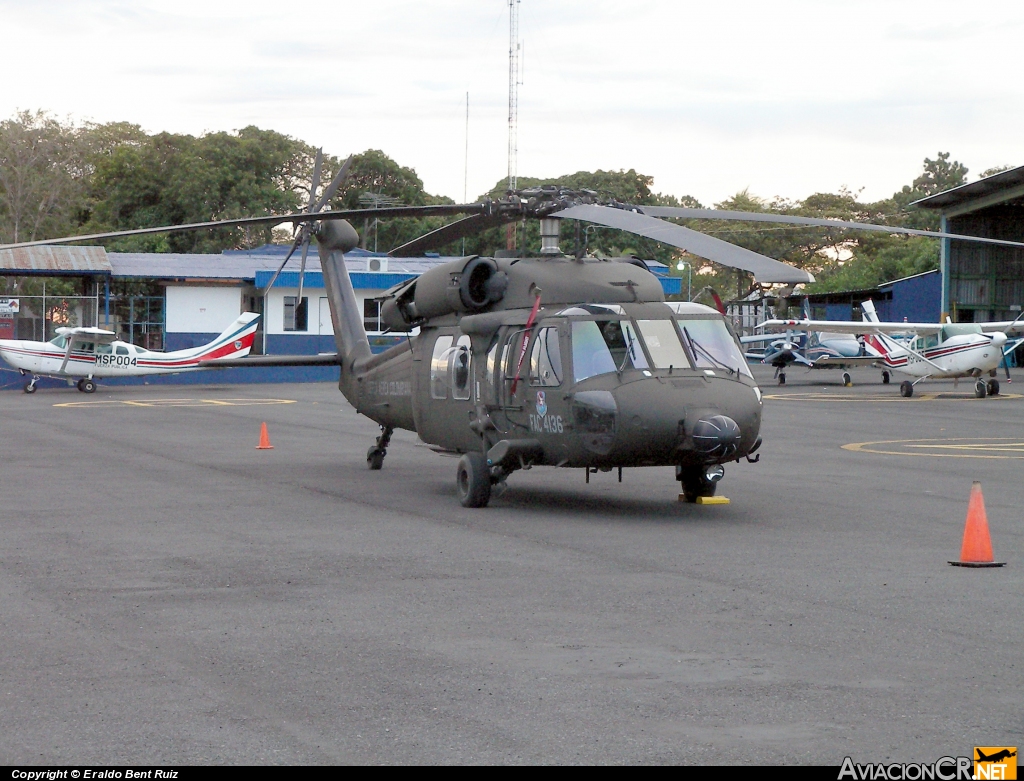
left=679, top=318, right=752, bottom=378
left=49, top=335, right=67, bottom=348
left=571, top=320, right=648, bottom=383
left=635, top=320, right=690, bottom=369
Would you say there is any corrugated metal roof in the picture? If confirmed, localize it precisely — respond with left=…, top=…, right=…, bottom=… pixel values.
left=0, top=245, right=110, bottom=274
left=108, top=252, right=456, bottom=281
left=913, top=165, right=1024, bottom=210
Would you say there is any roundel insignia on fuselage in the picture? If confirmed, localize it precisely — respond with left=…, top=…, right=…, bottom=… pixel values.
left=234, top=340, right=243, bottom=350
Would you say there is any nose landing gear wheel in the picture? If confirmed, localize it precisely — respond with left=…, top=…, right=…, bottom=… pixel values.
left=882, top=371, right=890, bottom=384
left=778, top=372, right=786, bottom=385
left=456, top=452, right=492, bottom=508
left=24, top=381, right=36, bottom=394
left=975, top=380, right=987, bottom=398
left=899, top=381, right=914, bottom=398
left=987, top=379, right=1000, bottom=396
left=842, top=372, right=852, bottom=387
left=366, top=447, right=385, bottom=470
left=677, top=466, right=719, bottom=504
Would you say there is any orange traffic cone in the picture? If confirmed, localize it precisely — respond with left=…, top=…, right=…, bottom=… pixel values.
left=949, top=481, right=1005, bottom=567
left=256, top=422, right=274, bottom=450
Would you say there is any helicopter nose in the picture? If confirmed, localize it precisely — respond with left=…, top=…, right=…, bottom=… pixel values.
left=691, top=415, right=742, bottom=459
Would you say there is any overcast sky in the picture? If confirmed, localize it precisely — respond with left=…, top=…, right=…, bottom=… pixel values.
left=1, top=0, right=1021, bottom=207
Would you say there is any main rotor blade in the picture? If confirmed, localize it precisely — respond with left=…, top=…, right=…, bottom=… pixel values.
left=553, top=204, right=814, bottom=284
left=307, top=148, right=323, bottom=212
left=637, top=206, right=1024, bottom=250
left=261, top=233, right=303, bottom=292
left=388, top=213, right=511, bottom=257
left=313, top=155, right=354, bottom=214
left=0, top=203, right=487, bottom=251
left=296, top=232, right=311, bottom=303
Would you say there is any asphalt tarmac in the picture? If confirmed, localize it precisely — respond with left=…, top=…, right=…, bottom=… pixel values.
left=1, top=365, right=1021, bottom=764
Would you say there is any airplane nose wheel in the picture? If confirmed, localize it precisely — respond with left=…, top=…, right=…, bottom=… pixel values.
left=842, top=371, right=852, bottom=387
left=778, top=372, right=786, bottom=385
left=23, top=380, right=37, bottom=394
left=987, top=379, right=1000, bottom=396
left=882, top=371, right=890, bottom=384
left=975, top=380, right=988, bottom=398
left=899, top=381, right=914, bottom=398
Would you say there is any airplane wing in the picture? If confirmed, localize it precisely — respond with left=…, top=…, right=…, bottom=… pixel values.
left=57, top=326, right=118, bottom=344
left=979, top=320, right=1024, bottom=334
left=760, top=318, right=943, bottom=335
left=198, top=353, right=341, bottom=368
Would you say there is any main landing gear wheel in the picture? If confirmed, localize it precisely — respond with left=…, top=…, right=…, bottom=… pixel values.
left=23, top=380, right=36, bottom=394
left=899, top=381, right=914, bottom=398
left=842, top=372, right=852, bottom=387
left=975, top=380, right=988, bottom=399
left=677, top=465, right=718, bottom=504
left=987, top=379, right=1000, bottom=396
left=78, top=379, right=96, bottom=394
left=778, top=372, right=786, bottom=385
left=882, top=371, right=891, bottom=384
left=456, top=452, right=492, bottom=508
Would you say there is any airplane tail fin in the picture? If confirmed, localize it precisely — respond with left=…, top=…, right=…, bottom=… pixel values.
left=861, top=299, right=880, bottom=323
left=192, top=312, right=261, bottom=361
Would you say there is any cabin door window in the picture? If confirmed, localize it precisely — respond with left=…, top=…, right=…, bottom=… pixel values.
left=450, top=335, right=472, bottom=401
left=430, top=334, right=454, bottom=400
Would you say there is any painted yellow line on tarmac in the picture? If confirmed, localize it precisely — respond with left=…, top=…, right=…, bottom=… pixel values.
left=843, top=437, right=1024, bottom=459
left=764, top=392, right=1023, bottom=402
left=54, top=398, right=298, bottom=408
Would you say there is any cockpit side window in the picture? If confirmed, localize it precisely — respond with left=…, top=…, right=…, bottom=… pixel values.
left=116, top=345, right=130, bottom=355
left=96, top=343, right=113, bottom=355
left=529, top=327, right=563, bottom=387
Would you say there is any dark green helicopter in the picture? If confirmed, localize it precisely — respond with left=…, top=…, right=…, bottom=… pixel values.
left=13, top=155, right=1015, bottom=507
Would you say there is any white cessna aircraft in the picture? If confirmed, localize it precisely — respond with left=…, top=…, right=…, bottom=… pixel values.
left=762, top=301, right=1024, bottom=398
left=0, top=312, right=260, bottom=394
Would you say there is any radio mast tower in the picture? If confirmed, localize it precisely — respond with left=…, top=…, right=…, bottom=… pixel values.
left=506, top=0, right=521, bottom=248
left=509, top=0, right=524, bottom=192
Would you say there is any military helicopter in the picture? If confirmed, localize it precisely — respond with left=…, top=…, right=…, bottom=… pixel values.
left=8, top=155, right=1024, bottom=507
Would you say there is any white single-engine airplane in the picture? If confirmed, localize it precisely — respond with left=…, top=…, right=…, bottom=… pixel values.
left=0, top=312, right=260, bottom=394
left=762, top=300, right=1024, bottom=398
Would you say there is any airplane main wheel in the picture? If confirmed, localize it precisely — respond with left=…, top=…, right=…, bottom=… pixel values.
left=678, top=467, right=718, bottom=504
left=975, top=380, right=987, bottom=399
left=456, top=452, right=491, bottom=508
left=81, top=379, right=96, bottom=394
left=366, top=446, right=385, bottom=470
left=842, top=372, right=852, bottom=387
left=882, top=371, right=890, bottom=385
left=76, top=379, right=86, bottom=392
left=23, top=381, right=36, bottom=394
left=778, top=372, right=786, bottom=385
left=987, top=379, right=1000, bottom=396
left=899, top=381, right=914, bottom=398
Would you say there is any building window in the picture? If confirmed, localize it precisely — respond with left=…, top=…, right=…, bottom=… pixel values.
left=284, top=296, right=308, bottom=331
left=363, top=299, right=381, bottom=333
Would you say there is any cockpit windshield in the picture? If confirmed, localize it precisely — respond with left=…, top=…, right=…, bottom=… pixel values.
left=571, top=320, right=648, bottom=383
left=49, top=335, right=67, bottom=348
left=679, top=317, right=752, bottom=377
